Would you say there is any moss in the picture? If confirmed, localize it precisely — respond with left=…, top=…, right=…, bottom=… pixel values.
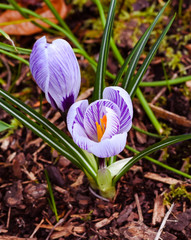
left=164, top=184, right=191, bottom=205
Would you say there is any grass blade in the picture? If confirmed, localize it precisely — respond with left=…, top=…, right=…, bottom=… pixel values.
left=113, top=133, right=191, bottom=185
left=92, top=0, right=117, bottom=100
left=0, top=49, right=29, bottom=65
left=113, top=46, right=139, bottom=86
left=43, top=0, right=72, bottom=34
left=122, top=0, right=171, bottom=90
left=92, top=0, right=124, bottom=65
left=140, top=75, right=191, bottom=87
left=136, top=88, right=163, bottom=135
left=0, top=42, right=31, bottom=55
left=128, top=14, right=176, bottom=98
left=45, top=169, right=59, bottom=222
left=126, top=145, right=191, bottom=179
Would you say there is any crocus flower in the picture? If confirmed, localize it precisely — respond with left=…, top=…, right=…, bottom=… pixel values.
left=29, top=36, right=81, bottom=112
left=67, top=86, right=133, bottom=158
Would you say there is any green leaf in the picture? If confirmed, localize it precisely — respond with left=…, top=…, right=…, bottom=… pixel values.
left=140, top=75, right=191, bottom=87
left=82, top=149, right=98, bottom=173
left=0, top=42, right=31, bottom=55
left=113, top=134, right=191, bottom=185
left=0, top=120, right=12, bottom=132
left=126, top=145, right=191, bottom=179
left=122, top=0, right=171, bottom=91
left=0, top=88, right=89, bottom=166
left=128, top=14, right=176, bottom=98
left=107, top=157, right=132, bottom=178
left=92, top=0, right=124, bottom=65
left=0, top=97, right=97, bottom=181
left=92, top=0, right=117, bottom=100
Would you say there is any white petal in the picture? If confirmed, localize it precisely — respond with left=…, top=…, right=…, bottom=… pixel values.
left=88, top=132, right=127, bottom=158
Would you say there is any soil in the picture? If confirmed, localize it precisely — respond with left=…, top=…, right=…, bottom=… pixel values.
left=0, top=0, right=191, bottom=239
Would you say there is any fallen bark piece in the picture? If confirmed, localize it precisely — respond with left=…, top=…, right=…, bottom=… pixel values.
left=4, top=181, right=24, bottom=208
left=119, top=221, right=177, bottom=240
left=166, top=208, right=191, bottom=231
left=0, top=237, right=37, bottom=240
left=95, top=212, right=119, bottom=229
left=144, top=172, right=183, bottom=185
left=119, top=221, right=157, bottom=240
left=149, top=103, right=191, bottom=127
left=152, top=191, right=165, bottom=225
left=117, top=203, right=135, bottom=225
left=50, top=224, right=85, bottom=239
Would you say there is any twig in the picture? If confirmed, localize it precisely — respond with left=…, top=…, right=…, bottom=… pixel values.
left=6, top=207, right=11, bottom=229
left=151, top=87, right=166, bottom=105
left=134, top=193, right=143, bottom=222
left=154, top=203, right=175, bottom=240
left=30, top=218, right=44, bottom=238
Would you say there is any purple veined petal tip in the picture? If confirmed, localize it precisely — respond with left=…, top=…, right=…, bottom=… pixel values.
left=62, top=94, right=75, bottom=112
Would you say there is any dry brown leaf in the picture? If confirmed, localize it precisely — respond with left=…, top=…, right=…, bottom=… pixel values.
left=0, top=0, right=67, bottom=35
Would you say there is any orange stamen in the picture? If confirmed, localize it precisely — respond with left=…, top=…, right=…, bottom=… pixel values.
left=96, top=115, right=107, bottom=142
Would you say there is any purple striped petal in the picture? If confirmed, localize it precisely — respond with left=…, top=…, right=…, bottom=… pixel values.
left=88, top=132, right=127, bottom=158
left=29, top=36, right=81, bottom=112
left=67, top=100, right=88, bottom=134
left=83, top=99, right=120, bottom=142
left=103, top=86, right=133, bottom=133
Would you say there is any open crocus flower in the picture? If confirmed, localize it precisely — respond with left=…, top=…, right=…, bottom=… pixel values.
left=29, top=36, right=81, bottom=112
left=67, top=86, right=133, bottom=158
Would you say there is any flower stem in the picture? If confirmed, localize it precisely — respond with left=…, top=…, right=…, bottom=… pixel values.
left=99, top=158, right=106, bottom=169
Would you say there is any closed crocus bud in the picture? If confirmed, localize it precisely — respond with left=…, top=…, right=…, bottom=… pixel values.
left=29, top=36, right=81, bottom=112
